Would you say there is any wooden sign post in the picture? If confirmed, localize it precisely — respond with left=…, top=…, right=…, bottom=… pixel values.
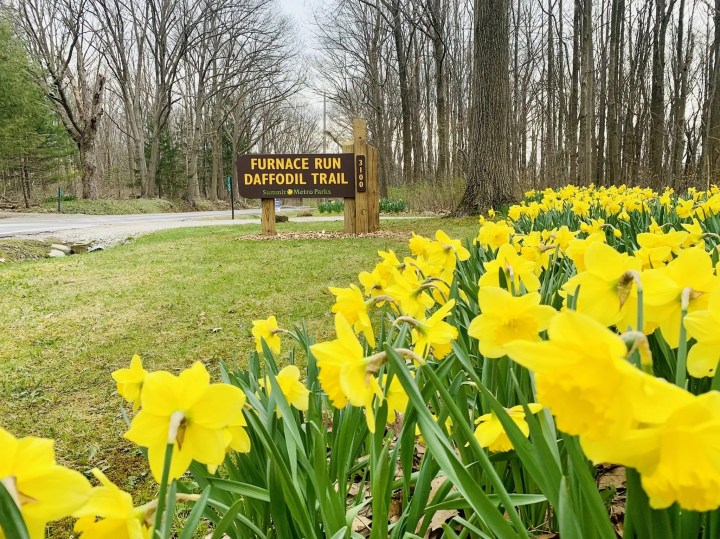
left=343, top=119, right=379, bottom=235
left=236, top=118, right=378, bottom=236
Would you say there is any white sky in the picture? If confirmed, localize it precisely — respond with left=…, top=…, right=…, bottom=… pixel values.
left=277, top=0, right=325, bottom=108
left=277, top=0, right=314, bottom=33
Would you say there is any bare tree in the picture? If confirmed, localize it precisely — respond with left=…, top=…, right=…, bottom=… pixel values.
left=20, top=0, right=106, bottom=198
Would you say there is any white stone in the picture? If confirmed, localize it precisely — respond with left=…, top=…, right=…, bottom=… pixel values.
left=50, top=243, right=72, bottom=254
left=48, top=249, right=66, bottom=258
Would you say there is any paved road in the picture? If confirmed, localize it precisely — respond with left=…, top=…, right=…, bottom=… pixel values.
left=0, top=207, right=358, bottom=239
left=0, top=209, right=271, bottom=237
left=0, top=209, right=423, bottom=245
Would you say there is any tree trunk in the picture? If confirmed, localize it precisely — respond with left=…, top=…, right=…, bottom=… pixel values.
left=670, top=0, right=690, bottom=186
left=79, top=135, right=99, bottom=199
left=545, top=0, right=556, bottom=187
left=431, top=0, right=449, bottom=184
left=649, top=0, right=670, bottom=188
left=454, top=0, right=514, bottom=215
left=21, top=157, right=31, bottom=208
left=578, top=0, right=594, bottom=185
left=557, top=0, right=567, bottom=183
left=596, top=0, right=609, bottom=185
left=211, top=130, right=221, bottom=201
left=411, top=40, right=425, bottom=181
left=146, top=130, right=160, bottom=198
left=702, top=0, right=720, bottom=186
left=390, top=0, right=413, bottom=184
left=567, top=0, right=581, bottom=183
left=607, top=0, right=623, bottom=184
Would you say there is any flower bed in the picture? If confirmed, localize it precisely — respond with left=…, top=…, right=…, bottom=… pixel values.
left=4, top=184, right=720, bottom=538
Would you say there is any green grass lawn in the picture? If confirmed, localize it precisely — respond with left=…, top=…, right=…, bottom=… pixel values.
left=0, top=217, right=476, bottom=501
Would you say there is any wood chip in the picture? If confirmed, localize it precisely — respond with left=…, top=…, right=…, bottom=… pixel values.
left=235, top=231, right=410, bottom=241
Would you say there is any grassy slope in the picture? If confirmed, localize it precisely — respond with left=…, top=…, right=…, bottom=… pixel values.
left=0, top=239, right=54, bottom=262
left=0, top=218, right=476, bottom=490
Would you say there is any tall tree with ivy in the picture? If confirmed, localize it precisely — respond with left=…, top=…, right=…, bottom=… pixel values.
left=0, top=17, right=72, bottom=207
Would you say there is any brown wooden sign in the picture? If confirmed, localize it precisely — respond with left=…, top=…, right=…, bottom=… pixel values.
left=237, top=153, right=356, bottom=199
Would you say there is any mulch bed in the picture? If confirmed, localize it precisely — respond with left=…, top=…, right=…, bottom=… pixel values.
left=235, top=231, right=411, bottom=241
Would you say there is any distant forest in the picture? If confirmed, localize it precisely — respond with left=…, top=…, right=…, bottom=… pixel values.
left=1, top=0, right=720, bottom=212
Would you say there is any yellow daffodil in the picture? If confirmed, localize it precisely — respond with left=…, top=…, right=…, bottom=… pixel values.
left=251, top=316, right=281, bottom=355
left=476, top=221, right=514, bottom=249
left=435, top=230, right=470, bottom=261
left=580, top=218, right=606, bottom=235
left=409, top=299, right=458, bottom=359
left=384, top=266, right=436, bottom=319
left=112, top=355, right=147, bottom=411
left=684, top=289, right=720, bottom=377
left=310, top=313, right=382, bottom=432
left=0, top=427, right=91, bottom=538
left=73, top=468, right=149, bottom=539
left=124, top=362, right=249, bottom=481
left=329, top=284, right=375, bottom=346
left=676, top=198, right=695, bottom=218
left=408, top=233, right=432, bottom=258
left=659, top=189, right=673, bottom=209
left=583, top=391, right=720, bottom=512
left=422, top=230, right=470, bottom=277
left=507, top=205, right=524, bottom=221
left=643, top=248, right=719, bottom=347
left=382, top=374, right=409, bottom=423
left=358, top=266, right=385, bottom=297
left=261, top=365, right=310, bottom=412
left=546, top=226, right=578, bottom=252
left=634, top=245, right=673, bottom=270
left=479, top=243, right=541, bottom=292
left=681, top=219, right=705, bottom=249
left=358, top=250, right=403, bottom=297
left=702, top=193, right=720, bottom=216
left=468, top=288, right=556, bottom=358
left=565, top=232, right=606, bottom=272
left=474, top=404, right=543, bottom=452
left=504, top=311, right=692, bottom=441
left=639, top=391, right=720, bottom=511
left=636, top=228, right=689, bottom=265
left=562, top=242, right=643, bottom=330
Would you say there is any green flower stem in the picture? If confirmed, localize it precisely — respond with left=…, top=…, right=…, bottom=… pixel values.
left=675, top=325, right=688, bottom=388
left=675, top=288, right=692, bottom=388
left=636, top=282, right=644, bottom=333
left=153, top=443, right=175, bottom=537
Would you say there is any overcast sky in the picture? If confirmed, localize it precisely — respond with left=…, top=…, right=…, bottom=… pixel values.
left=277, top=0, right=313, bottom=32
left=276, top=0, right=324, bottom=108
